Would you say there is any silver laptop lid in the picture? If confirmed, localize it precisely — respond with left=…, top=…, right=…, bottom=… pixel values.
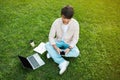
left=27, top=53, right=45, bottom=70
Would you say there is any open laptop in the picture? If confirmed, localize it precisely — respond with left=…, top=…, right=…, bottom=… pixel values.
left=18, top=53, right=45, bottom=70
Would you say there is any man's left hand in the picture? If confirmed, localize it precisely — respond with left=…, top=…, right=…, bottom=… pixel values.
left=64, top=48, right=70, bottom=54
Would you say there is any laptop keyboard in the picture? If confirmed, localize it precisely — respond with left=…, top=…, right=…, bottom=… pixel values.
left=28, top=56, right=39, bottom=69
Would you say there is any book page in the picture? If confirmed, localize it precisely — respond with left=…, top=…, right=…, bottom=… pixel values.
left=33, top=42, right=46, bottom=54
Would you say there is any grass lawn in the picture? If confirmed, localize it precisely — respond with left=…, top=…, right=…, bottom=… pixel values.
left=0, top=0, right=120, bottom=80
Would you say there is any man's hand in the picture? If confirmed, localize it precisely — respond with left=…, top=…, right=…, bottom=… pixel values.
left=55, top=47, right=61, bottom=54
left=64, top=48, right=70, bottom=54
left=52, top=44, right=61, bottom=54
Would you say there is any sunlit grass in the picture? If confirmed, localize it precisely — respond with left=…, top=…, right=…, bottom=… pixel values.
left=0, top=0, right=120, bottom=80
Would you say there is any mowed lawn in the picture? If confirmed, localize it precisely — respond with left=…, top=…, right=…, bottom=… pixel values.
left=0, top=0, right=120, bottom=80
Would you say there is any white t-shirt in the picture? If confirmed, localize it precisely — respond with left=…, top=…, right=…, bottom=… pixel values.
left=61, top=24, right=69, bottom=40
left=62, top=24, right=69, bottom=33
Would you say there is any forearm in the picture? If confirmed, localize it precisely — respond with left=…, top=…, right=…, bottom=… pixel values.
left=69, top=39, right=78, bottom=48
left=52, top=44, right=58, bottom=50
left=68, top=46, right=73, bottom=49
left=52, top=44, right=61, bottom=54
left=49, top=37, right=56, bottom=45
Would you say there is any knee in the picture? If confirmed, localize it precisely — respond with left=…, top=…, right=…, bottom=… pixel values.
left=73, top=48, right=80, bottom=57
left=45, top=42, right=51, bottom=49
left=75, top=50, right=80, bottom=57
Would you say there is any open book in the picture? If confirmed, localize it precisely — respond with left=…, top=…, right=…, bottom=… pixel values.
left=33, top=42, right=46, bottom=54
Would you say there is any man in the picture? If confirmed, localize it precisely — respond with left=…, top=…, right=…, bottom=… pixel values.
left=45, top=5, right=80, bottom=75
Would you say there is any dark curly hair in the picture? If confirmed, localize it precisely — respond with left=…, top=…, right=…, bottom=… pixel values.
left=61, top=5, right=74, bottom=19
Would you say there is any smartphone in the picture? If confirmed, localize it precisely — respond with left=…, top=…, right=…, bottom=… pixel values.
left=60, top=51, right=65, bottom=55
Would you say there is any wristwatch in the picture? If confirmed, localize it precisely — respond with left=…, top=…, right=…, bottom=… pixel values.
left=68, top=47, right=72, bottom=50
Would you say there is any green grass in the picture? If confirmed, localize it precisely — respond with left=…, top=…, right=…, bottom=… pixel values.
left=0, top=0, right=120, bottom=80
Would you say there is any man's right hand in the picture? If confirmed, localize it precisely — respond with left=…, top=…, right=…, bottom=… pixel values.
left=52, top=44, right=61, bottom=54
left=55, top=47, right=61, bottom=54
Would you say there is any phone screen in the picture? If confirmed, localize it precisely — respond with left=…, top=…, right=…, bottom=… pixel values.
left=60, top=51, right=65, bottom=55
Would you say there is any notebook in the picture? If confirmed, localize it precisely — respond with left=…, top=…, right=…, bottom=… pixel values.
left=33, top=42, right=46, bottom=54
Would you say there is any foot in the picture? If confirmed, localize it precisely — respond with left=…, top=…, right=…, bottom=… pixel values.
left=58, top=61, right=69, bottom=75
left=46, top=53, right=51, bottom=59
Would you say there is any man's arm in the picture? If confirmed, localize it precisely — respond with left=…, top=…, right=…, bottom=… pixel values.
left=52, top=44, right=61, bottom=54
left=65, top=22, right=79, bottom=54
left=49, top=19, right=61, bottom=54
left=69, top=22, right=79, bottom=48
left=49, top=20, right=56, bottom=45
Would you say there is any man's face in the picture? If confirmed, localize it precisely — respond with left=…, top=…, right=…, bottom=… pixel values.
left=61, top=15, right=71, bottom=24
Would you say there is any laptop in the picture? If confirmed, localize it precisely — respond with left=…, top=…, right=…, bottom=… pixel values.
left=18, top=53, right=45, bottom=70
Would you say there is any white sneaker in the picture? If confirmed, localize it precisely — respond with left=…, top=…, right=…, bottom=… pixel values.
left=46, top=53, right=51, bottom=59
left=58, top=61, right=69, bottom=75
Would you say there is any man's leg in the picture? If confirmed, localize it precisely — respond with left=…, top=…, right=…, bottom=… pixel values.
left=45, top=42, right=66, bottom=64
left=58, top=41, right=80, bottom=57
left=45, top=42, right=69, bottom=75
left=65, top=46, right=80, bottom=57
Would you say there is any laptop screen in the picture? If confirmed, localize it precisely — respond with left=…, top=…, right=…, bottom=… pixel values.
left=18, top=55, right=32, bottom=69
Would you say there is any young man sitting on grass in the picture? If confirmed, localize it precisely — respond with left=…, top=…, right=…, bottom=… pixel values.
left=45, top=5, right=80, bottom=75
